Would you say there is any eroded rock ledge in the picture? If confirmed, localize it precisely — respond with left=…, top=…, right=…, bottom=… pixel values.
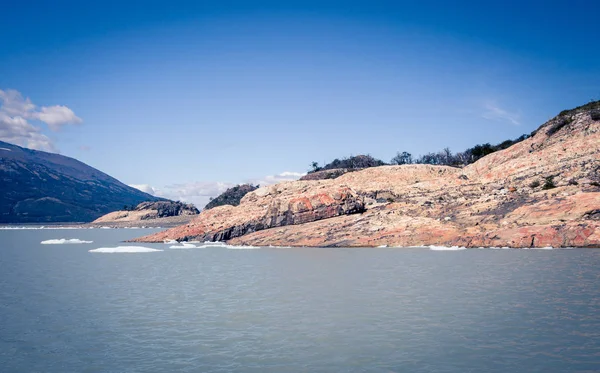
left=134, top=106, right=600, bottom=248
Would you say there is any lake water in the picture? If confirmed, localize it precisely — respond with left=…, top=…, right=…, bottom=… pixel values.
left=1, top=228, right=599, bottom=372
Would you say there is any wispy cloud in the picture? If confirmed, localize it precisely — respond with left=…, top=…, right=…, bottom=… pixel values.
left=0, top=89, right=82, bottom=152
left=481, top=101, right=520, bottom=125
left=132, top=171, right=305, bottom=209
left=248, top=171, right=306, bottom=186
left=129, top=184, right=157, bottom=195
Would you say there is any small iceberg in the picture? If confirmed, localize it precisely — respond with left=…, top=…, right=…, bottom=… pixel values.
left=169, top=242, right=198, bottom=249
left=41, top=238, right=93, bottom=244
left=89, top=246, right=163, bottom=253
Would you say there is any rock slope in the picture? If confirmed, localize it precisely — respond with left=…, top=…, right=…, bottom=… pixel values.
left=135, top=103, right=600, bottom=247
left=91, top=201, right=199, bottom=227
left=0, top=141, right=161, bottom=223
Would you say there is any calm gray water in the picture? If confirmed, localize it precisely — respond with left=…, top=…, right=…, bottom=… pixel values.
left=0, top=228, right=599, bottom=372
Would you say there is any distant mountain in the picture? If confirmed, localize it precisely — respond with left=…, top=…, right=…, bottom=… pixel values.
left=0, top=141, right=162, bottom=223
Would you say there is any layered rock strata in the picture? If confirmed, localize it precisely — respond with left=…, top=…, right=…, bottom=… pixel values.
left=135, top=106, right=600, bottom=248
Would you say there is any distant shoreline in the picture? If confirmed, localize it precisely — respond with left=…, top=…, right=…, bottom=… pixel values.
left=0, top=215, right=194, bottom=229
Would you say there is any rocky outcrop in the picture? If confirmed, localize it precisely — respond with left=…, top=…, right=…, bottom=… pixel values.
left=134, top=185, right=364, bottom=242
left=134, top=102, right=600, bottom=248
left=92, top=201, right=198, bottom=227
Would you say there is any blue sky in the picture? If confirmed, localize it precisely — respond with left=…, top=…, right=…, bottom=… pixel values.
left=1, top=0, right=599, bottom=206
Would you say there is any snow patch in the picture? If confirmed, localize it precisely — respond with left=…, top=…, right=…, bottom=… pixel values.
left=89, top=246, right=163, bottom=253
left=41, top=238, right=93, bottom=244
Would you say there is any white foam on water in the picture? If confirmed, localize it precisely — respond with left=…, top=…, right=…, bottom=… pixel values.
left=224, top=245, right=260, bottom=250
left=41, top=238, right=93, bottom=244
left=429, top=245, right=468, bottom=251
left=169, top=243, right=198, bottom=249
left=203, top=241, right=227, bottom=246
left=89, top=246, right=163, bottom=253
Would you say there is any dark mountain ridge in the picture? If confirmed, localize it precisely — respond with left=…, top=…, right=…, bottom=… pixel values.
left=0, top=141, right=162, bottom=223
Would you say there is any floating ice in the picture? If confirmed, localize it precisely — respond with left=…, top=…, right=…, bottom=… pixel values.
left=163, top=239, right=179, bottom=244
left=169, top=242, right=198, bottom=249
left=89, top=246, right=163, bottom=253
left=377, top=245, right=388, bottom=248
left=429, top=245, right=468, bottom=251
left=41, top=238, right=93, bottom=244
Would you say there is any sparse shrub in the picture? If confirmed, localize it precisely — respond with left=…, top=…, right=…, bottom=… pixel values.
left=390, top=151, right=413, bottom=165
left=547, top=117, right=572, bottom=136
left=542, top=176, right=556, bottom=190
left=204, top=184, right=259, bottom=210
left=308, top=154, right=386, bottom=174
left=529, top=180, right=541, bottom=188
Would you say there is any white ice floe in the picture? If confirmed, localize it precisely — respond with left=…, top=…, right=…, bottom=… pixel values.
left=163, top=239, right=179, bottom=244
left=89, top=246, right=163, bottom=253
left=169, top=242, right=198, bottom=249
left=377, top=245, right=388, bottom=248
left=429, top=245, right=468, bottom=251
left=41, top=238, right=93, bottom=244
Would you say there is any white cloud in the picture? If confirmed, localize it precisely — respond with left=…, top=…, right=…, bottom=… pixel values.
left=0, top=112, right=56, bottom=152
left=132, top=171, right=305, bottom=209
left=249, top=171, right=306, bottom=186
left=36, top=105, right=82, bottom=131
left=0, top=89, right=83, bottom=152
left=481, top=101, right=520, bottom=125
left=158, top=182, right=233, bottom=208
left=129, top=184, right=157, bottom=195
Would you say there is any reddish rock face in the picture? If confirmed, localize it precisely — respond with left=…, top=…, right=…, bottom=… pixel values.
left=135, top=109, right=600, bottom=248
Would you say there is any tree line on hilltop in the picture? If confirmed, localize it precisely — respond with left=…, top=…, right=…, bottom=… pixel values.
left=309, top=134, right=530, bottom=173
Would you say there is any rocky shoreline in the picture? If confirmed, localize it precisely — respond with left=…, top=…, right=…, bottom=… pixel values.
left=133, top=103, right=600, bottom=248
